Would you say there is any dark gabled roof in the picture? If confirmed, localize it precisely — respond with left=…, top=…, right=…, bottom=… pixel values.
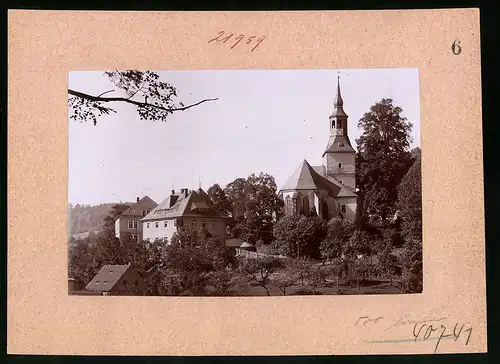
left=121, top=196, right=158, bottom=217
left=141, top=189, right=226, bottom=221
left=280, top=160, right=342, bottom=197
left=86, top=265, right=132, bottom=292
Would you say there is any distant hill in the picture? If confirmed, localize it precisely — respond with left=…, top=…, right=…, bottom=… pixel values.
left=68, top=202, right=132, bottom=235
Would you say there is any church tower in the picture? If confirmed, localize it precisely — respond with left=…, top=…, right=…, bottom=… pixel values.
left=322, top=76, right=356, bottom=190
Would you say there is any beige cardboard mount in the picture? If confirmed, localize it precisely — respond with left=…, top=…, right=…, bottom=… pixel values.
left=7, top=9, right=485, bottom=355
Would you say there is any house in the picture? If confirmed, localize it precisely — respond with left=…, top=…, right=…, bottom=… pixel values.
left=114, top=195, right=158, bottom=241
left=279, top=76, right=357, bottom=221
left=141, top=188, right=228, bottom=244
left=85, top=264, right=148, bottom=296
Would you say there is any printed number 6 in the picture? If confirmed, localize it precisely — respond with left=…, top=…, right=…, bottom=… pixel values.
left=452, top=40, right=462, bottom=55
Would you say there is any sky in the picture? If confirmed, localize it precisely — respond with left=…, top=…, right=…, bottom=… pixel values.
left=68, top=69, right=420, bottom=206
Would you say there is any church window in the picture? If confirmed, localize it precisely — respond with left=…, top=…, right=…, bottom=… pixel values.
left=338, top=163, right=342, bottom=169
left=337, top=120, right=342, bottom=128
left=285, top=196, right=292, bottom=215
left=303, top=197, right=310, bottom=215
left=331, top=120, right=335, bottom=129
left=341, top=205, right=346, bottom=213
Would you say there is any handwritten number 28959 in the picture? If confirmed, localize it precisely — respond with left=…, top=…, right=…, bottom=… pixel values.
left=208, top=31, right=266, bottom=52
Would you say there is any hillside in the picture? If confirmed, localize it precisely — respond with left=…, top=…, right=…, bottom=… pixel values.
left=68, top=202, right=131, bottom=235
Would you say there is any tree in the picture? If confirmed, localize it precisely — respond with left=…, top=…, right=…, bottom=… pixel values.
left=288, top=257, right=314, bottom=286
left=239, top=256, right=282, bottom=296
left=320, top=217, right=354, bottom=262
left=207, top=183, right=232, bottom=216
left=377, top=242, right=399, bottom=287
left=69, top=70, right=218, bottom=125
left=329, top=257, right=348, bottom=286
left=273, top=215, right=326, bottom=259
left=356, top=98, right=415, bottom=223
left=397, top=153, right=422, bottom=241
left=273, top=260, right=297, bottom=296
left=399, top=237, right=423, bottom=293
left=101, top=203, right=130, bottom=237
left=309, top=265, right=330, bottom=295
left=224, top=173, right=283, bottom=244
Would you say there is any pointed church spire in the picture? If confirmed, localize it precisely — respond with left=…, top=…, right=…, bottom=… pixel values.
left=330, top=73, right=347, bottom=118
left=334, top=75, right=344, bottom=107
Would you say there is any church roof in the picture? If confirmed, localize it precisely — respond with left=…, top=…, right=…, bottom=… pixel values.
left=323, top=135, right=356, bottom=155
left=280, top=160, right=342, bottom=197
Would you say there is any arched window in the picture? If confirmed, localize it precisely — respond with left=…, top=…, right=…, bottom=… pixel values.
left=285, top=196, right=292, bottom=215
left=303, top=197, right=310, bottom=216
left=331, top=120, right=335, bottom=129
left=338, top=162, right=342, bottom=169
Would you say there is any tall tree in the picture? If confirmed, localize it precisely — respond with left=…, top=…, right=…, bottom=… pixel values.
left=68, top=70, right=218, bottom=125
left=224, top=173, right=283, bottom=244
left=397, top=154, right=422, bottom=241
left=273, top=215, right=326, bottom=259
left=356, top=98, right=414, bottom=222
left=207, top=183, right=232, bottom=216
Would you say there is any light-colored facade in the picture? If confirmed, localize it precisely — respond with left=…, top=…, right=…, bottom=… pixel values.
left=141, top=188, right=228, bottom=244
left=279, top=77, right=357, bottom=221
left=114, top=196, right=158, bottom=241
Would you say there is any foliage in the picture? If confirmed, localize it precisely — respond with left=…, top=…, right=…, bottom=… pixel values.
left=272, top=215, right=326, bottom=258
left=355, top=98, right=415, bottom=222
left=329, top=258, right=349, bottom=286
left=207, top=183, right=232, bottom=216
left=69, top=202, right=130, bottom=235
left=376, top=242, right=399, bottom=286
left=272, top=260, right=297, bottom=296
left=397, top=154, right=422, bottom=241
left=288, top=257, right=315, bottom=286
left=320, top=217, right=354, bottom=261
left=399, top=237, right=423, bottom=293
left=68, top=70, right=217, bottom=125
left=308, top=265, right=330, bottom=295
left=224, top=173, right=283, bottom=244
left=239, top=256, right=283, bottom=296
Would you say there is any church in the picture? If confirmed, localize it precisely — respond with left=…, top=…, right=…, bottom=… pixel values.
left=279, top=77, right=358, bottom=221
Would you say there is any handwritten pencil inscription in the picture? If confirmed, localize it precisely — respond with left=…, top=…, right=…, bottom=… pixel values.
left=413, top=322, right=473, bottom=353
left=208, top=31, right=266, bottom=52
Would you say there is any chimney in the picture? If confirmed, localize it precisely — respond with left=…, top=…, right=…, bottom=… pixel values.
left=171, top=189, right=175, bottom=195
left=137, top=197, right=140, bottom=202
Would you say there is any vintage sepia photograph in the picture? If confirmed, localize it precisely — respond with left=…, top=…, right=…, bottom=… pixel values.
left=68, top=69, right=422, bottom=297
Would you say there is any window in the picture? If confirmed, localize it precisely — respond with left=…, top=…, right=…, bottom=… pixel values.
left=192, top=220, right=197, bottom=228
left=131, top=209, right=135, bottom=213
left=164, top=221, right=168, bottom=228
left=174, top=220, right=177, bottom=227
left=155, top=221, right=159, bottom=228
left=96, top=280, right=101, bottom=284
left=338, top=163, right=342, bottom=169
left=339, top=180, right=343, bottom=184
left=341, top=205, right=346, bottom=213
left=212, top=221, right=217, bottom=228
left=285, top=196, right=293, bottom=215
left=331, top=120, right=335, bottom=129
left=134, top=280, right=139, bottom=286
left=103, top=280, right=108, bottom=284
left=303, top=197, right=310, bottom=215
left=337, top=120, right=342, bottom=128
left=146, top=222, right=150, bottom=229
left=130, top=234, right=137, bottom=240
left=128, top=220, right=138, bottom=229
left=163, top=237, right=168, bottom=243
left=202, top=220, right=207, bottom=228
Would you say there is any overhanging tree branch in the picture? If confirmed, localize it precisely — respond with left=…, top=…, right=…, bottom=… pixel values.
left=68, top=89, right=218, bottom=113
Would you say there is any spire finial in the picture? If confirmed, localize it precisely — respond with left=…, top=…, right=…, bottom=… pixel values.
left=198, top=176, right=201, bottom=189
left=334, top=71, right=344, bottom=107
